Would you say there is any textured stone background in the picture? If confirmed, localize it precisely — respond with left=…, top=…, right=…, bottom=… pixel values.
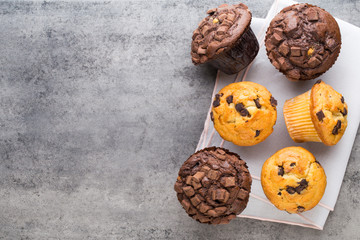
left=0, top=0, right=359, bottom=239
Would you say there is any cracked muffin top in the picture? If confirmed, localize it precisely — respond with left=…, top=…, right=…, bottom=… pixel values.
left=310, top=80, right=348, bottom=145
left=211, top=81, right=277, bottom=146
left=261, top=146, right=327, bottom=213
left=265, top=3, right=341, bottom=81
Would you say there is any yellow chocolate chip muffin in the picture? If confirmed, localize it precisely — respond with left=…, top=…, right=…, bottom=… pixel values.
left=283, top=80, right=348, bottom=145
left=261, top=147, right=327, bottom=213
left=211, top=81, right=277, bottom=146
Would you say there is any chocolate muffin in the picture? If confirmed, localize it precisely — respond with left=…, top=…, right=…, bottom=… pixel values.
left=174, top=147, right=252, bottom=224
left=265, top=4, right=341, bottom=81
left=191, top=3, right=259, bottom=75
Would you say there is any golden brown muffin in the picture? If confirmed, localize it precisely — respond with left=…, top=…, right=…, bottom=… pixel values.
left=211, top=82, right=277, bottom=146
left=283, top=80, right=348, bottom=145
left=261, top=147, right=327, bottom=213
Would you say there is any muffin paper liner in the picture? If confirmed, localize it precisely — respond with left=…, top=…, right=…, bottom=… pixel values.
left=209, top=27, right=259, bottom=75
left=195, top=0, right=360, bottom=230
left=283, top=90, right=322, bottom=142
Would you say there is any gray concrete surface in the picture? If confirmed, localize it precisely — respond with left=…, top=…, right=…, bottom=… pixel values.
left=0, top=0, right=359, bottom=239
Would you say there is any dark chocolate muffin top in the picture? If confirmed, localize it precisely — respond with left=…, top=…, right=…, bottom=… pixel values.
left=174, top=147, right=252, bottom=224
left=265, top=4, right=341, bottom=81
left=191, top=3, right=252, bottom=65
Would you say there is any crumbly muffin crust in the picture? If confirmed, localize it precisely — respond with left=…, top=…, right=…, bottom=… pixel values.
left=265, top=4, right=341, bottom=80
left=174, top=147, right=251, bottom=224
left=211, top=82, right=277, bottom=146
left=261, top=147, right=326, bottom=213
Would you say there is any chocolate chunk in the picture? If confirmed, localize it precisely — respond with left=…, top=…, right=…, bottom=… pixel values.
left=295, top=179, right=308, bottom=194
left=199, top=202, right=212, bottom=213
left=290, top=47, right=301, bottom=56
left=212, top=189, right=229, bottom=203
left=213, top=99, right=220, bottom=108
left=297, top=206, right=305, bottom=213
left=284, top=15, right=298, bottom=36
left=341, top=96, right=344, bottom=103
left=307, top=9, right=318, bottom=21
left=237, top=189, right=248, bottom=200
left=316, top=110, right=325, bottom=121
left=181, top=199, right=191, bottom=211
left=207, top=170, right=220, bottom=180
left=210, top=111, right=214, bottom=121
left=235, top=103, right=250, bottom=117
left=201, top=177, right=211, bottom=188
left=193, top=172, right=205, bottom=182
left=287, top=69, right=301, bottom=79
left=290, top=162, right=296, bottom=167
left=174, top=182, right=183, bottom=193
left=271, top=33, right=283, bottom=45
left=278, top=42, right=289, bottom=56
left=325, top=38, right=338, bottom=52
left=221, top=177, right=236, bottom=188
left=214, top=206, right=227, bottom=214
left=226, top=95, right=233, bottom=104
left=254, top=98, right=261, bottom=109
left=341, top=107, right=347, bottom=116
left=183, top=186, right=195, bottom=197
left=278, top=57, right=292, bottom=70
left=270, top=96, right=277, bottom=107
left=191, top=194, right=202, bottom=206
left=272, top=28, right=283, bottom=36
left=255, top=130, right=260, bottom=137
left=278, top=166, right=284, bottom=176
left=308, top=56, right=321, bottom=68
left=278, top=192, right=282, bottom=196
left=332, top=120, right=341, bottom=135
left=286, top=186, right=296, bottom=194
left=315, top=79, right=322, bottom=84
left=197, top=48, right=207, bottom=55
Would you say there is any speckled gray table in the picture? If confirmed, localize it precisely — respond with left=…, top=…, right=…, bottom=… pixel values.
left=0, top=1, right=359, bottom=239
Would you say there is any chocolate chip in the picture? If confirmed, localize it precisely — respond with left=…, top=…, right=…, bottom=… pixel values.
left=307, top=9, right=318, bottom=21
left=278, top=166, right=284, bottom=176
left=295, top=179, right=308, bottom=194
left=297, top=206, right=305, bottom=213
left=255, top=130, right=260, bottom=137
left=341, top=96, right=344, bottom=103
left=235, top=103, right=250, bottom=117
left=270, top=96, right=277, bottom=107
left=286, top=186, right=296, bottom=194
left=226, top=95, right=233, bottom=104
left=278, top=42, right=289, bottom=56
left=315, top=160, right=322, bottom=166
left=290, top=46, right=301, bottom=56
left=332, top=120, right=341, bottom=135
left=290, top=163, right=296, bottom=167
left=278, top=192, right=282, bottom=196
left=210, top=111, right=214, bottom=121
left=315, top=80, right=322, bottom=84
left=213, top=99, right=220, bottom=108
left=316, top=110, right=325, bottom=121
left=308, top=56, right=321, bottom=68
left=341, top=107, right=347, bottom=116
left=254, top=98, right=261, bottom=109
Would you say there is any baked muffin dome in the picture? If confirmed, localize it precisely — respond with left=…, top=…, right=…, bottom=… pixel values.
left=261, top=147, right=327, bottom=213
left=174, top=147, right=252, bottom=224
left=265, top=4, right=341, bottom=81
left=211, top=82, right=277, bottom=146
left=283, top=80, right=348, bottom=145
left=191, top=3, right=259, bottom=74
